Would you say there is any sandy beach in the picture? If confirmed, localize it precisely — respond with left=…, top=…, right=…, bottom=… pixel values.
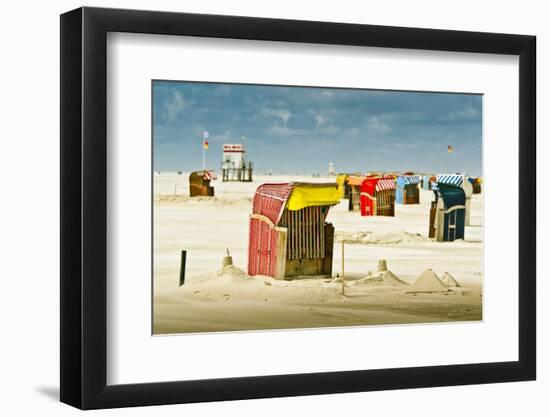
left=153, top=173, right=483, bottom=334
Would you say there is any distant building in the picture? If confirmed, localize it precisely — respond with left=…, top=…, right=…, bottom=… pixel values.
left=221, top=143, right=253, bottom=182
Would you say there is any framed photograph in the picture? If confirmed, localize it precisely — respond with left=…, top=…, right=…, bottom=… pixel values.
left=60, top=6, right=536, bottom=409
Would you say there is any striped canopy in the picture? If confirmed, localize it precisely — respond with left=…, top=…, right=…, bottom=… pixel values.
left=252, top=182, right=339, bottom=225
left=203, top=170, right=217, bottom=181
left=252, top=183, right=293, bottom=224
left=397, top=175, right=421, bottom=185
left=190, top=170, right=217, bottom=181
left=375, top=178, right=396, bottom=191
left=437, top=173, right=464, bottom=187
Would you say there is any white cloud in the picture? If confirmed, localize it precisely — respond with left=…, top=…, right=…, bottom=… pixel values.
left=309, top=110, right=329, bottom=128
left=261, top=107, right=292, bottom=126
left=440, top=104, right=480, bottom=121
left=210, top=130, right=232, bottom=142
left=164, top=90, right=186, bottom=121
left=265, top=123, right=361, bottom=140
left=265, top=125, right=307, bottom=137
left=366, top=115, right=392, bottom=136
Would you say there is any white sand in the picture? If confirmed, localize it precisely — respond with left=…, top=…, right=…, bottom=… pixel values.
left=353, top=270, right=410, bottom=288
left=406, top=269, right=450, bottom=293
left=441, top=272, right=461, bottom=287
left=153, top=173, right=483, bottom=334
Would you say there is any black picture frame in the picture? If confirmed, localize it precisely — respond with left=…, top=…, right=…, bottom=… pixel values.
left=60, top=6, right=536, bottom=410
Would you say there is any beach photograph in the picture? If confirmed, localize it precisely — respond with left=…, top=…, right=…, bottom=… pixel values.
left=152, top=80, right=483, bottom=334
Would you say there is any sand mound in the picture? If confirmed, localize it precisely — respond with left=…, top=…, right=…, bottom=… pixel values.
left=186, top=265, right=253, bottom=285
left=216, top=264, right=250, bottom=280
left=183, top=266, right=346, bottom=304
left=355, top=270, right=409, bottom=287
left=336, top=231, right=430, bottom=245
left=154, top=195, right=252, bottom=206
left=335, top=231, right=371, bottom=243
left=407, top=269, right=450, bottom=293
left=440, top=272, right=461, bottom=287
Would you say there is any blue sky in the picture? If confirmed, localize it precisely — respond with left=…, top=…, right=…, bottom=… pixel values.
left=153, top=81, right=482, bottom=176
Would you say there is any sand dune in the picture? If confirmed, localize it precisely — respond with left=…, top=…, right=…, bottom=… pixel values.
left=336, top=230, right=431, bottom=245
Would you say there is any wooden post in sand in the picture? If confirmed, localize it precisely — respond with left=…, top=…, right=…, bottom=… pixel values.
left=341, top=240, right=345, bottom=295
left=179, top=250, right=187, bottom=286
